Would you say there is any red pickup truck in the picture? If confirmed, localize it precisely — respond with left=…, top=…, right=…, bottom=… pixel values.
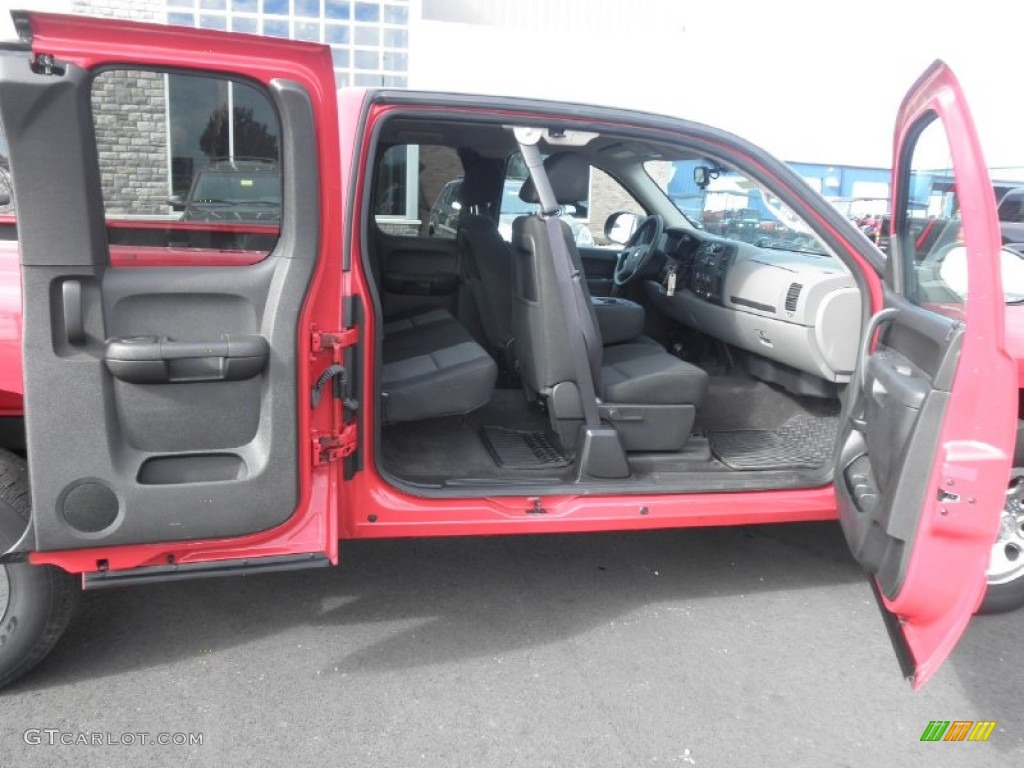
left=1, top=11, right=1022, bottom=691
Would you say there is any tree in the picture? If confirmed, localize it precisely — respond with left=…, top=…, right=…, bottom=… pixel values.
left=198, top=106, right=278, bottom=160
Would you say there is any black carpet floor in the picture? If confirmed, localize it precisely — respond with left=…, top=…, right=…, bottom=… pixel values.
left=381, top=374, right=842, bottom=485
left=381, top=389, right=569, bottom=483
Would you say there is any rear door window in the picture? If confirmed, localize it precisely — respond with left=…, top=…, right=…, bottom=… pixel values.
left=92, top=69, right=282, bottom=263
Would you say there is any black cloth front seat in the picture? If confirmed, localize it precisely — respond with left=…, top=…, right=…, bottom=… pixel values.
left=510, top=152, right=708, bottom=450
left=455, top=159, right=517, bottom=361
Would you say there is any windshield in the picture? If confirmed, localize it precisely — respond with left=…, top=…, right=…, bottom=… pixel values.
left=190, top=169, right=280, bottom=205
left=645, top=160, right=829, bottom=255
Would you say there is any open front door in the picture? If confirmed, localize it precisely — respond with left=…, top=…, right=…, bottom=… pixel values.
left=0, top=13, right=345, bottom=570
left=836, top=61, right=1015, bottom=689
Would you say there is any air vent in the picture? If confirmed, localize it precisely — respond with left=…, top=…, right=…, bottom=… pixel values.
left=785, top=282, right=803, bottom=312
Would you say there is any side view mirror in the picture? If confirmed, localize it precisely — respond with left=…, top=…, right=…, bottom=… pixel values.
left=167, top=194, right=185, bottom=211
left=604, top=210, right=640, bottom=245
left=939, top=245, right=1024, bottom=302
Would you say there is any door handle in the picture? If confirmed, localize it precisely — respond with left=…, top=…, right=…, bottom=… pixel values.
left=104, top=334, right=269, bottom=384
left=62, top=279, right=85, bottom=345
left=858, top=307, right=900, bottom=392
left=849, top=307, right=900, bottom=432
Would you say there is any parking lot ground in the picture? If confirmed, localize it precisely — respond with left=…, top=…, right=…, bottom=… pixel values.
left=1, top=521, right=1021, bottom=767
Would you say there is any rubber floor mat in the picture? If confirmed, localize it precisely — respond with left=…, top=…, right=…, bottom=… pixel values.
left=480, top=426, right=571, bottom=470
left=708, top=413, right=838, bottom=470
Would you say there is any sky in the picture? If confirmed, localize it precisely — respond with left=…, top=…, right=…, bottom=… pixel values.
left=411, top=0, right=1023, bottom=171
left=1, top=0, right=1020, bottom=172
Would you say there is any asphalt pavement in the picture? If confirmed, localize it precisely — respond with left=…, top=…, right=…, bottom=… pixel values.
left=1, top=521, right=1021, bottom=767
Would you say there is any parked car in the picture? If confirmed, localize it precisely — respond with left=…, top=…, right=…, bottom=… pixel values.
left=723, top=207, right=762, bottom=241
left=426, top=177, right=462, bottom=237
left=997, top=187, right=1024, bottom=248
left=0, top=12, right=1022, bottom=692
left=169, top=158, right=280, bottom=222
left=429, top=177, right=595, bottom=246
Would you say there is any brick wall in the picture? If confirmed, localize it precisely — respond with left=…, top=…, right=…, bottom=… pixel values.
left=420, top=146, right=462, bottom=209
left=91, top=70, right=170, bottom=215
left=0, top=165, right=12, bottom=215
left=78, top=0, right=170, bottom=215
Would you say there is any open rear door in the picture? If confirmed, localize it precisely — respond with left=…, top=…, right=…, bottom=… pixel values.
left=835, top=61, right=1015, bottom=688
left=0, top=13, right=346, bottom=573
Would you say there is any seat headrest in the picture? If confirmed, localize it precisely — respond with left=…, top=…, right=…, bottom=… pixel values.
left=519, top=152, right=589, bottom=206
left=458, top=159, right=504, bottom=208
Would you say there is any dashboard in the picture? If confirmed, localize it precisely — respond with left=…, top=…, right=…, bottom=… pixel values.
left=645, top=229, right=862, bottom=383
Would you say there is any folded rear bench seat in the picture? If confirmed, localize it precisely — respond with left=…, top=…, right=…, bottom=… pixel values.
left=381, top=309, right=498, bottom=423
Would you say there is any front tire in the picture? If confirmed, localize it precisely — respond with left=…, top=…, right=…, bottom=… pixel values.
left=979, top=467, right=1024, bottom=614
left=0, top=449, right=79, bottom=689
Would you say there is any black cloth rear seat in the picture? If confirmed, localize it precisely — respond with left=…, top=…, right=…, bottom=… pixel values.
left=381, top=309, right=497, bottom=423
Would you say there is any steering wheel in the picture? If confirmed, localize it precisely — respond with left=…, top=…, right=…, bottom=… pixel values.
left=613, top=214, right=665, bottom=287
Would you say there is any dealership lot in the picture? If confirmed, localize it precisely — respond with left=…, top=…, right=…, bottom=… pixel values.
left=1, top=522, right=1020, bottom=767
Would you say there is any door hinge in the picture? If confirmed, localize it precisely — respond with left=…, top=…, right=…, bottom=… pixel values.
left=312, top=424, right=357, bottom=465
left=31, top=53, right=66, bottom=77
left=311, top=326, right=358, bottom=355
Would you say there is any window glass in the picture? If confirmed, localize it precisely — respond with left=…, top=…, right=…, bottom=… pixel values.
left=499, top=154, right=599, bottom=246
left=898, top=117, right=1024, bottom=307
left=382, top=28, right=407, bottom=48
left=325, top=0, right=350, bottom=19
left=354, top=49, right=379, bottom=70
left=294, top=0, right=321, bottom=17
left=375, top=144, right=462, bottom=237
left=998, top=189, right=1024, bottom=223
left=199, top=14, right=227, bottom=30
left=91, top=70, right=281, bottom=259
left=382, top=51, right=406, bottom=71
left=647, top=159, right=828, bottom=255
left=355, top=2, right=380, bottom=21
left=354, top=73, right=383, bottom=87
left=264, top=19, right=289, bottom=37
left=295, top=21, right=321, bottom=41
left=331, top=48, right=350, bottom=68
left=898, top=117, right=965, bottom=311
left=383, top=4, right=408, bottom=23
left=0, top=125, right=12, bottom=215
left=355, top=25, right=380, bottom=46
left=325, top=24, right=350, bottom=44
left=231, top=16, right=258, bottom=33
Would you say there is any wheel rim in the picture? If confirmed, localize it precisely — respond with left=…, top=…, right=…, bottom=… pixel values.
left=987, top=470, right=1024, bottom=586
left=0, top=565, right=9, bottom=624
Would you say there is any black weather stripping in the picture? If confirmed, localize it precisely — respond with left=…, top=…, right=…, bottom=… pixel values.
left=82, top=553, right=330, bottom=589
